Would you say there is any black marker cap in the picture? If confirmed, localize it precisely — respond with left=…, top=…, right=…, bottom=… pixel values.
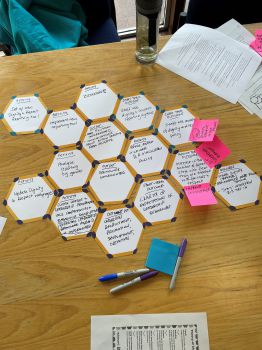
left=136, top=0, right=162, bottom=15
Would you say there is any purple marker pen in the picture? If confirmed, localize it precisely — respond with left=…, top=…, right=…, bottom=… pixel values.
left=169, top=238, right=187, bottom=290
left=110, top=270, right=158, bottom=294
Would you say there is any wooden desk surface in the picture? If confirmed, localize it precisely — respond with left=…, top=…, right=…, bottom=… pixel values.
left=0, top=23, right=261, bottom=350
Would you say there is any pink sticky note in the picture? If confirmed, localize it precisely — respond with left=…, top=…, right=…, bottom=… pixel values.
left=255, top=29, right=262, bottom=43
left=189, top=119, right=219, bottom=142
left=250, top=40, right=262, bottom=56
left=184, top=183, right=217, bottom=206
left=195, top=135, right=231, bottom=168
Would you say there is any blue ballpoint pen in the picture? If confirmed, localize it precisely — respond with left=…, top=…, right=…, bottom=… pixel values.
left=99, top=268, right=150, bottom=282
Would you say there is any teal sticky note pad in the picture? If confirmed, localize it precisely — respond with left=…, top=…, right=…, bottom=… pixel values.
left=145, top=238, right=179, bottom=275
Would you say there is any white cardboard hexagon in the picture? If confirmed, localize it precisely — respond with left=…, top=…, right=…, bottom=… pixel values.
left=5, top=176, right=54, bottom=222
left=2, top=95, right=47, bottom=134
left=134, top=179, right=181, bottom=223
left=214, top=162, right=261, bottom=209
left=48, top=149, right=91, bottom=190
left=77, top=82, right=117, bottom=120
left=44, top=109, right=85, bottom=147
left=116, top=94, right=156, bottom=131
left=171, top=149, right=214, bottom=188
left=90, top=162, right=134, bottom=204
left=125, top=135, right=168, bottom=176
left=82, top=122, right=125, bottom=160
left=158, top=107, right=195, bottom=146
left=52, top=192, right=98, bottom=239
left=95, top=207, right=143, bottom=256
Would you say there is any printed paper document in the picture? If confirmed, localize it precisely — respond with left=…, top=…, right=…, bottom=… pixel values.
left=91, top=313, right=210, bottom=350
left=157, top=24, right=261, bottom=103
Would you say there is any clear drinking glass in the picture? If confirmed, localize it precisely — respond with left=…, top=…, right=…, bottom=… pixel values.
left=136, top=0, right=162, bottom=64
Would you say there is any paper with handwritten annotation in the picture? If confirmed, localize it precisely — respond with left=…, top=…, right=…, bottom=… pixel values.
left=116, top=94, right=156, bottom=131
left=90, top=162, right=134, bottom=203
left=77, top=82, right=117, bottom=120
left=126, top=135, right=168, bottom=175
left=134, top=179, right=180, bottom=223
left=48, top=150, right=91, bottom=189
left=95, top=207, right=143, bottom=256
left=3, top=95, right=46, bottom=134
left=215, top=162, right=261, bottom=208
left=184, top=183, right=217, bottom=206
left=52, top=192, right=98, bottom=239
left=189, top=119, right=218, bottom=142
left=158, top=108, right=195, bottom=146
left=195, top=135, right=231, bottom=168
left=171, top=149, right=214, bottom=187
left=43, top=109, right=85, bottom=147
left=6, top=176, right=54, bottom=222
left=82, top=122, right=125, bottom=160
left=91, top=313, right=210, bottom=350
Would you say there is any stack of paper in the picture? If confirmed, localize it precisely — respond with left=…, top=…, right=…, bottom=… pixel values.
left=217, top=19, right=262, bottom=119
left=157, top=21, right=262, bottom=106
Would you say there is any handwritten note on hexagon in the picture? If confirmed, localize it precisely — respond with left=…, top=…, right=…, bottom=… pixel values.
left=90, top=162, right=134, bottom=204
left=215, top=162, right=261, bottom=209
left=171, top=149, right=214, bottom=188
left=126, top=135, right=168, bottom=176
left=158, top=108, right=195, bottom=146
left=82, top=122, right=125, bottom=160
left=116, top=94, right=156, bottom=131
left=95, top=207, right=143, bottom=256
left=2, top=95, right=47, bottom=134
left=134, top=179, right=181, bottom=223
left=5, top=176, right=54, bottom=222
left=52, top=192, right=98, bottom=239
left=77, top=82, right=117, bottom=120
left=48, top=150, right=91, bottom=190
left=43, top=109, right=85, bottom=147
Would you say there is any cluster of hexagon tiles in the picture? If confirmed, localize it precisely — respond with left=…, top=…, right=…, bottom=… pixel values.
left=2, top=81, right=261, bottom=258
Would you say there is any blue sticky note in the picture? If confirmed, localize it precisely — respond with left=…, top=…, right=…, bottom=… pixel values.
left=145, top=238, right=179, bottom=275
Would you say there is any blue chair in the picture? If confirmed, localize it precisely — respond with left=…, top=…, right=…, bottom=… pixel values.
left=78, top=0, right=120, bottom=45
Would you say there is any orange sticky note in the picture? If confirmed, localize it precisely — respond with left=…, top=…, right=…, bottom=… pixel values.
left=184, top=183, right=217, bottom=206
left=195, top=135, right=231, bottom=168
left=189, top=119, right=219, bottom=142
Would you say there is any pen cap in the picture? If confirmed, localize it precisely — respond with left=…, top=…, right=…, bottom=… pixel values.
left=179, top=239, right=187, bottom=257
left=136, top=0, right=163, bottom=15
left=140, top=270, right=158, bottom=280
